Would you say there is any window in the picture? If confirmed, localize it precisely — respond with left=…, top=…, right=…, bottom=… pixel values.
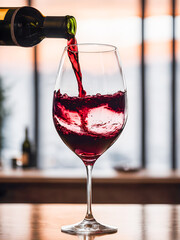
left=34, top=0, right=141, bottom=169
left=0, top=0, right=34, bottom=167
left=145, top=0, right=172, bottom=170
left=176, top=0, right=180, bottom=168
left=0, top=0, right=179, bottom=171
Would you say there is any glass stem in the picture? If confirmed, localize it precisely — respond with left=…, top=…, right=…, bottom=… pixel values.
left=85, top=164, right=94, bottom=221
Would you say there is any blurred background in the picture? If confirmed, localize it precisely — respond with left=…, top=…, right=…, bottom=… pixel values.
left=0, top=0, right=180, bottom=171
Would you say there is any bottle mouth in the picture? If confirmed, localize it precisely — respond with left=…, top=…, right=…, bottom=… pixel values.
left=66, top=43, right=117, bottom=53
left=66, top=16, right=77, bottom=37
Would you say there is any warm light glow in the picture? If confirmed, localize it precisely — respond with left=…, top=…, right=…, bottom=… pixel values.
left=34, top=0, right=140, bottom=17
left=145, top=0, right=171, bottom=17
left=1, top=3, right=179, bottom=70
left=0, top=9, right=8, bottom=20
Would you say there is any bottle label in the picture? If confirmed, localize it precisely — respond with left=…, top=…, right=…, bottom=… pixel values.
left=0, top=9, right=8, bottom=20
left=21, top=153, right=29, bottom=166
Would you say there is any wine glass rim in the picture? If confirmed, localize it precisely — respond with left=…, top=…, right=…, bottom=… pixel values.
left=65, top=43, right=117, bottom=53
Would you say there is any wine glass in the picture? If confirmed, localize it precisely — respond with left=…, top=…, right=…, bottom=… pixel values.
left=53, top=43, right=127, bottom=235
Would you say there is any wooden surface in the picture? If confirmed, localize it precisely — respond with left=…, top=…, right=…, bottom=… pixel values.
left=1, top=169, right=180, bottom=203
left=1, top=168, right=180, bottom=183
left=0, top=204, right=180, bottom=240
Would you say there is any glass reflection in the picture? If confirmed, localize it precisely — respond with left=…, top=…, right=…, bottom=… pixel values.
left=171, top=206, right=178, bottom=240
left=78, top=235, right=96, bottom=240
left=0, top=204, right=32, bottom=240
left=0, top=205, right=179, bottom=239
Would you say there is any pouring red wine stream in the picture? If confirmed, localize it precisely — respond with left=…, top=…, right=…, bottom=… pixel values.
left=67, top=38, right=86, bottom=97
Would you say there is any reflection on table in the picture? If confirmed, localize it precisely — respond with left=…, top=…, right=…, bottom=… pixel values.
left=0, top=204, right=179, bottom=240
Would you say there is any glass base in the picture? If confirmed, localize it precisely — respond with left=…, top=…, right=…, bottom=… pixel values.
left=61, top=218, right=117, bottom=235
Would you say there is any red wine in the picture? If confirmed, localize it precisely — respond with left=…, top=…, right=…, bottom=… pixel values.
left=53, top=90, right=126, bottom=165
left=67, top=38, right=86, bottom=97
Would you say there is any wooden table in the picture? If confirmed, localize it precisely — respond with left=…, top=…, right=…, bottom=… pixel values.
left=0, top=204, right=180, bottom=240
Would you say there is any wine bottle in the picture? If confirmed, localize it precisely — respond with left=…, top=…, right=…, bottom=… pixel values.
left=0, top=6, right=76, bottom=47
left=21, top=127, right=32, bottom=168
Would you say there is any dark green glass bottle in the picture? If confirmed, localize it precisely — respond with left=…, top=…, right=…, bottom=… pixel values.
left=0, top=6, right=76, bottom=47
left=22, top=127, right=31, bottom=168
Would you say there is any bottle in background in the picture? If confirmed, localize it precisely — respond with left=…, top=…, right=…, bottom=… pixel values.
left=21, top=127, right=32, bottom=168
left=0, top=6, right=76, bottom=47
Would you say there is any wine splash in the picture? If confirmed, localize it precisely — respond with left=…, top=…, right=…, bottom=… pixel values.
left=53, top=90, right=126, bottom=165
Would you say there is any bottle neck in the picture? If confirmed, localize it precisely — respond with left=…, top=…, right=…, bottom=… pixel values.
left=43, top=16, right=75, bottom=39
left=25, top=128, right=29, bottom=141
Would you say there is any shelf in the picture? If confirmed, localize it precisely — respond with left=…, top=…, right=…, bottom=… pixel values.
left=0, top=168, right=180, bottom=183
left=0, top=169, right=180, bottom=204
